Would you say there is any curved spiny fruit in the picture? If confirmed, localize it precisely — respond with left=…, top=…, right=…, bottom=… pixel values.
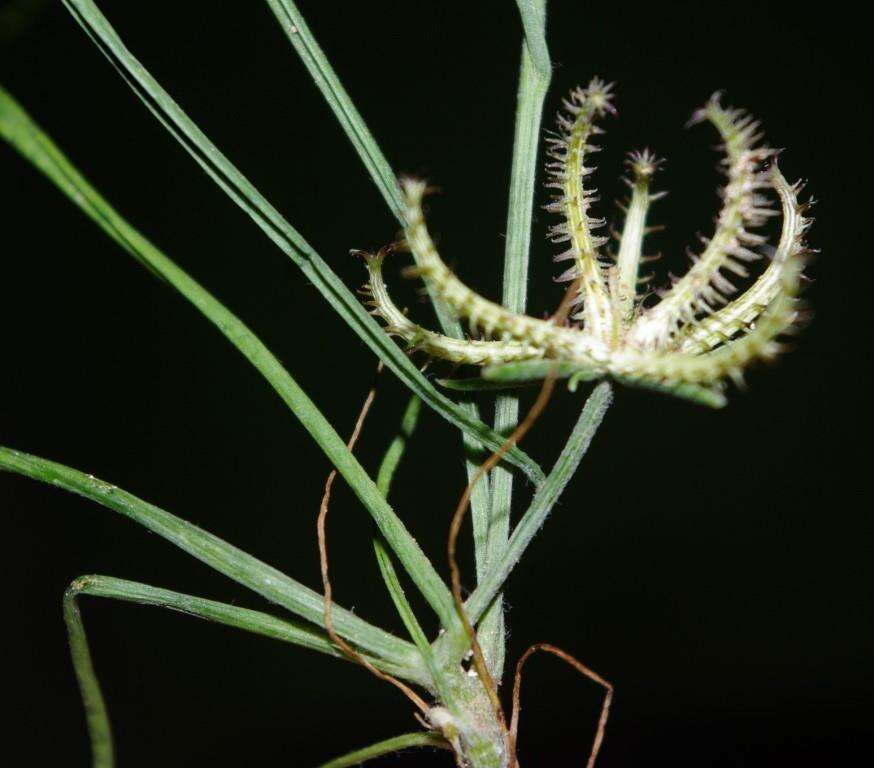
left=399, top=178, right=604, bottom=364
left=675, top=170, right=812, bottom=354
left=628, top=94, right=779, bottom=350
left=544, top=77, right=616, bottom=341
left=612, top=149, right=665, bottom=329
left=356, top=83, right=813, bottom=408
left=358, top=247, right=543, bottom=365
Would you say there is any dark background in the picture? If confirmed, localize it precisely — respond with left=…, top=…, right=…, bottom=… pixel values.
left=1, top=1, right=870, bottom=766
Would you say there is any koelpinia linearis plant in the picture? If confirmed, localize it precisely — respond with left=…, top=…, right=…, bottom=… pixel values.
left=0, top=1, right=812, bottom=766
left=363, top=82, right=810, bottom=410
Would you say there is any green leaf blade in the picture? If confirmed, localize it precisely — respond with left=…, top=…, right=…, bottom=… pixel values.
left=435, top=382, right=613, bottom=663
left=1, top=80, right=508, bottom=640
left=261, top=0, right=500, bottom=603
left=65, top=574, right=419, bottom=768
left=262, top=0, right=403, bottom=221
left=70, top=574, right=409, bottom=668
left=468, top=382, right=612, bottom=626
left=315, top=732, right=449, bottom=768
left=1, top=446, right=425, bottom=679
left=55, top=0, right=544, bottom=485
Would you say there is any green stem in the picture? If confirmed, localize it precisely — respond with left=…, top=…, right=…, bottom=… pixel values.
left=469, top=383, right=612, bottom=627
left=515, top=0, right=552, bottom=80
left=479, top=0, right=552, bottom=679
left=436, top=382, right=612, bottom=664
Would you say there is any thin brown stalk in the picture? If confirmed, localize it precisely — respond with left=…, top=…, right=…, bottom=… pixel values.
left=317, top=362, right=430, bottom=715
left=509, top=643, right=613, bottom=768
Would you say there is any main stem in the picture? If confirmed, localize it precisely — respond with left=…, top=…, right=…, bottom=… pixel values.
left=479, top=0, right=552, bottom=681
left=453, top=4, right=552, bottom=767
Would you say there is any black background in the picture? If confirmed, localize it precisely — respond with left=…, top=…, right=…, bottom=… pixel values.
left=1, top=1, right=871, bottom=766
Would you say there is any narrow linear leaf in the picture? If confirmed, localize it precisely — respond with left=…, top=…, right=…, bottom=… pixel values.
left=57, top=0, right=543, bottom=485
left=436, top=382, right=612, bottom=662
left=375, top=395, right=422, bottom=499
left=262, top=0, right=403, bottom=220
left=1, top=446, right=424, bottom=679
left=468, top=382, right=612, bottom=626
left=0, top=86, right=459, bottom=637
left=501, top=0, right=552, bottom=318
left=261, top=0, right=471, bottom=343
left=437, top=377, right=535, bottom=392
left=371, top=396, right=435, bottom=663
left=64, top=580, right=113, bottom=768
left=373, top=537, right=469, bottom=713
left=69, top=574, right=411, bottom=670
left=371, top=395, right=461, bottom=708
left=262, top=0, right=495, bottom=590
left=373, top=540, right=433, bottom=671
left=611, top=373, right=726, bottom=409
left=484, top=360, right=595, bottom=383
left=64, top=574, right=417, bottom=768
left=315, top=732, right=449, bottom=768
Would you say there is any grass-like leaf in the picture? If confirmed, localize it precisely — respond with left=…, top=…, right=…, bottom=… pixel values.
left=261, top=0, right=495, bottom=601
left=1, top=446, right=426, bottom=681
left=0, top=83, right=467, bottom=638
left=64, top=580, right=112, bottom=768
left=371, top=394, right=462, bottom=710
left=315, top=732, right=449, bottom=768
left=371, top=395, right=440, bottom=670
left=65, top=574, right=416, bottom=768
left=58, top=0, right=544, bottom=487
left=376, top=396, right=422, bottom=499
left=262, top=0, right=403, bottom=221
left=68, top=574, right=399, bottom=668
left=262, top=0, right=477, bottom=348
left=467, top=382, right=613, bottom=626
left=484, top=360, right=598, bottom=383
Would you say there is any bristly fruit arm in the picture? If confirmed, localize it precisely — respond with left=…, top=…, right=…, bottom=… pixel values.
left=629, top=95, right=777, bottom=349
left=614, top=149, right=662, bottom=326
left=545, top=78, right=615, bottom=342
left=400, top=179, right=601, bottom=362
left=610, top=227, right=806, bottom=389
left=695, top=253, right=804, bottom=385
left=363, top=86, right=813, bottom=410
left=677, top=165, right=811, bottom=353
left=360, top=248, right=543, bottom=365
